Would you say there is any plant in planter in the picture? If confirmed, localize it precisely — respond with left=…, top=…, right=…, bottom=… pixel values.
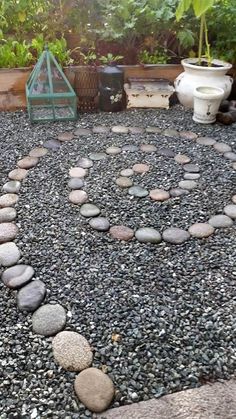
left=174, top=0, right=233, bottom=107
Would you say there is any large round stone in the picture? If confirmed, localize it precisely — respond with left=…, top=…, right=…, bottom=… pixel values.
left=29, top=147, right=48, bottom=158
left=146, top=126, right=162, bottom=133
left=77, top=158, right=93, bottom=169
left=162, top=227, right=190, bottom=244
left=224, top=152, right=236, bottom=161
left=17, top=156, right=38, bottom=169
left=69, top=167, right=87, bottom=178
left=116, top=177, right=133, bottom=188
left=89, top=152, right=106, bottom=161
left=8, top=168, right=28, bottom=181
left=129, top=127, right=145, bottom=134
left=140, top=144, right=157, bottom=152
left=157, top=148, right=175, bottom=158
left=52, top=331, right=93, bottom=371
left=0, top=223, right=18, bottom=243
left=184, top=173, right=200, bottom=180
left=169, top=188, right=188, bottom=197
left=209, top=214, right=233, bottom=228
left=68, top=178, right=84, bottom=190
left=17, top=280, right=46, bottom=312
left=135, top=228, right=162, bottom=244
left=3, top=181, right=21, bottom=194
left=74, top=128, right=91, bottom=136
left=106, top=146, right=122, bottom=155
left=0, top=194, right=19, bottom=207
left=44, top=139, right=61, bottom=150
left=120, top=169, right=134, bottom=177
left=2, top=264, right=34, bottom=288
left=74, top=368, right=115, bottom=413
left=178, top=180, right=198, bottom=190
left=223, top=204, right=236, bottom=219
left=122, top=144, right=138, bottom=152
left=188, top=223, right=215, bottom=238
left=0, top=207, right=17, bottom=223
left=110, top=225, right=134, bottom=241
left=92, top=126, right=110, bottom=134
left=179, top=131, right=198, bottom=140
left=69, top=190, right=88, bottom=205
left=58, top=132, right=74, bottom=142
left=213, top=142, right=232, bottom=153
left=174, top=154, right=191, bottom=164
left=111, top=125, right=129, bottom=134
left=196, top=137, right=216, bottom=146
left=132, top=163, right=150, bottom=174
left=183, top=164, right=200, bottom=173
left=149, top=189, right=170, bottom=201
left=163, top=128, right=179, bottom=137
left=89, top=217, right=110, bottom=231
left=80, top=204, right=100, bottom=217
left=32, top=304, right=66, bottom=336
left=128, top=186, right=149, bottom=198
left=232, top=195, right=236, bottom=204
left=0, top=242, right=21, bottom=267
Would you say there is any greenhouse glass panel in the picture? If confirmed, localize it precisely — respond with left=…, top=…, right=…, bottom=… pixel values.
left=26, top=47, right=77, bottom=123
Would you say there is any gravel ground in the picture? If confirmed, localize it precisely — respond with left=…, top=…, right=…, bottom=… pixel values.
left=0, top=106, right=236, bottom=419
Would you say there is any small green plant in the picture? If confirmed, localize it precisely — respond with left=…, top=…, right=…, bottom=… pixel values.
left=0, top=39, right=33, bottom=68
left=176, top=0, right=216, bottom=66
left=31, top=35, right=71, bottom=66
left=99, top=53, right=123, bottom=65
left=138, top=49, right=169, bottom=64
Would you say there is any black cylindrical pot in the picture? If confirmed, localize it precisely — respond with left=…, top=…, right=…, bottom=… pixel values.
left=99, top=65, right=125, bottom=112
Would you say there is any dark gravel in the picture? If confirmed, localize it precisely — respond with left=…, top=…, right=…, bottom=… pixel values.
left=0, top=106, right=236, bottom=418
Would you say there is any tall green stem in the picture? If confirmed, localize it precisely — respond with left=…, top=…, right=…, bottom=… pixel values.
left=198, top=14, right=204, bottom=65
left=203, top=14, right=211, bottom=66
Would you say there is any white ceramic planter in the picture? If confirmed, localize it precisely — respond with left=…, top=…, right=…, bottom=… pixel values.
left=175, top=58, right=233, bottom=108
left=193, top=86, right=224, bottom=124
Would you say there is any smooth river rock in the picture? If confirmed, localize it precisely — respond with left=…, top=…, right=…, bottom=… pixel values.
left=208, top=214, right=233, bottom=228
left=69, top=167, right=87, bottom=178
left=77, top=158, right=93, bottom=169
left=17, top=156, right=38, bottom=169
left=74, top=368, right=115, bottom=413
left=223, top=204, right=236, bottom=219
left=32, top=304, right=67, bottom=336
left=183, top=164, right=200, bottom=173
left=224, top=152, right=236, bottom=161
left=3, top=181, right=21, bottom=194
left=0, top=223, right=18, bottom=243
left=184, top=173, right=200, bottom=180
left=0, top=242, right=21, bottom=267
left=133, top=163, right=150, bottom=173
left=0, top=207, right=17, bottom=223
left=149, top=189, right=170, bottom=201
left=17, top=280, right=46, bottom=312
left=89, top=217, right=110, bottom=232
left=140, top=144, right=157, bottom=152
left=2, top=264, right=34, bottom=288
left=196, top=137, right=216, bottom=146
left=174, top=154, right=191, bottom=164
left=89, top=152, right=106, bottom=161
left=213, top=142, right=232, bottom=153
left=188, top=223, right=215, bottom=238
left=110, top=225, right=134, bottom=241
left=74, top=128, right=91, bottom=136
left=92, top=126, right=110, bottom=134
left=68, top=178, right=84, bottom=190
left=111, top=125, right=129, bottom=134
left=58, top=132, right=74, bottom=142
left=0, top=194, right=19, bottom=207
left=106, top=146, right=122, bottom=155
left=8, top=168, right=28, bottom=181
left=120, top=169, right=134, bottom=177
left=116, top=177, right=133, bottom=188
left=178, top=180, right=198, bottom=190
left=135, top=228, right=162, bottom=244
left=162, top=227, right=190, bottom=244
left=128, top=186, right=149, bottom=198
left=69, top=190, right=88, bottom=205
left=29, top=147, right=48, bottom=158
left=80, top=204, right=101, bottom=217
left=52, top=331, right=93, bottom=371
left=44, top=139, right=61, bottom=151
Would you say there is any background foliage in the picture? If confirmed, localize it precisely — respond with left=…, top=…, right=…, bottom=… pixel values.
left=0, top=0, right=235, bottom=67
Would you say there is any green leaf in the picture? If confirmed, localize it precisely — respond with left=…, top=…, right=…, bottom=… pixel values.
left=176, top=0, right=192, bottom=21
left=193, top=0, right=215, bottom=17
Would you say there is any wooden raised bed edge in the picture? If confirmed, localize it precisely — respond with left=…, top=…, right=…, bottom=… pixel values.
left=0, top=64, right=235, bottom=112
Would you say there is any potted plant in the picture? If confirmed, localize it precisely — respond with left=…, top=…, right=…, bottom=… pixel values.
left=174, top=0, right=233, bottom=108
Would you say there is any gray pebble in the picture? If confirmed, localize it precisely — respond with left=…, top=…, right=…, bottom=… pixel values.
left=32, top=304, right=67, bottom=336
left=223, top=204, right=236, bottom=219
left=128, top=186, right=149, bottom=198
left=2, top=264, right=34, bottom=289
left=0, top=207, right=17, bottom=223
left=209, top=214, right=234, bottom=228
left=89, top=217, right=110, bottom=231
left=135, top=228, right=162, bottom=244
left=80, top=203, right=101, bottom=217
left=3, top=181, right=21, bottom=194
left=162, top=227, right=190, bottom=244
left=17, top=280, right=46, bottom=312
left=0, top=242, right=21, bottom=267
left=178, top=180, right=198, bottom=190
left=68, top=178, right=84, bottom=190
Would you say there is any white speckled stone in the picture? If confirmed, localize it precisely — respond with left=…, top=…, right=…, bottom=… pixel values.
left=52, top=331, right=93, bottom=371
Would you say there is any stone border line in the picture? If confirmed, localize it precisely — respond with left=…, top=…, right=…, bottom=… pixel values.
left=67, top=125, right=236, bottom=245
left=0, top=125, right=235, bottom=414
